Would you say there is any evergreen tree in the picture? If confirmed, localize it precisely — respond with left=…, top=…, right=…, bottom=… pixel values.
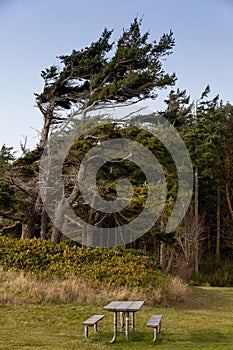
left=36, top=18, right=176, bottom=149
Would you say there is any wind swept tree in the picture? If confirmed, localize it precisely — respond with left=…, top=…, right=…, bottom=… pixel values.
left=36, top=18, right=177, bottom=243
left=36, top=18, right=176, bottom=149
left=161, top=88, right=192, bottom=128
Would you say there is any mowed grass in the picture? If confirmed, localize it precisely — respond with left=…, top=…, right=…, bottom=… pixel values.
left=0, top=287, right=233, bottom=350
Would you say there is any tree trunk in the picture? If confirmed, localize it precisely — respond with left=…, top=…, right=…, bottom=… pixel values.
left=207, top=226, right=211, bottom=252
left=225, top=178, right=233, bottom=223
left=166, top=249, right=174, bottom=273
left=40, top=206, right=49, bottom=240
left=216, top=184, right=221, bottom=258
left=51, top=225, right=62, bottom=244
left=39, top=110, right=54, bottom=149
left=50, top=179, right=80, bottom=244
left=194, top=166, right=199, bottom=273
left=51, top=211, right=63, bottom=243
left=159, top=242, right=165, bottom=267
left=51, top=198, right=67, bottom=243
left=21, top=220, right=35, bottom=239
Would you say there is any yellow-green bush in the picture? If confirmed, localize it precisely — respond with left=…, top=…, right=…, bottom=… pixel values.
left=0, top=236, right=164, bottom=289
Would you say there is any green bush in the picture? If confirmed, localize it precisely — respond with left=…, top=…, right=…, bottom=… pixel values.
left=0, top=236, right=164, bottom=289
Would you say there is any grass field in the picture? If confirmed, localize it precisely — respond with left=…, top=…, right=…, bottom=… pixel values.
left=0, top=286, right=233, bottom=349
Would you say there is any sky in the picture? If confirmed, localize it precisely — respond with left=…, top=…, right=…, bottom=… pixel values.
left=0, top=0, right=233, bottom=154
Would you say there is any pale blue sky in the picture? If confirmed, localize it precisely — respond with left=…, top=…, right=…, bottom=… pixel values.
left=0, top=0, right=233, bottom=153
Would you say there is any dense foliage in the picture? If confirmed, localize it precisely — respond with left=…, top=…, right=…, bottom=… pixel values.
left=0, top=236, right=165, bottom=289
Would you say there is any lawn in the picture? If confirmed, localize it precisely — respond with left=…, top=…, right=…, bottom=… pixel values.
left=0, top=287, right=233, bottom=349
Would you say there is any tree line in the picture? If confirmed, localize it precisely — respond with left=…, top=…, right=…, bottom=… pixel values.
left=0, top=18, right=232, bottom=280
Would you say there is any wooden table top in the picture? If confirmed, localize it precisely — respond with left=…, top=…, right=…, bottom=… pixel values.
left=103, top=300, right=144, bottom=312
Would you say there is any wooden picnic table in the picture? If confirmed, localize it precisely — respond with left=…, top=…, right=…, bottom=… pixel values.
left=103, top=300, right=144, bottom=342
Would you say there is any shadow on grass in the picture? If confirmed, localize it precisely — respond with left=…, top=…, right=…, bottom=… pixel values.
left=188, top=329, right=230, bottom=344
left=83, top=330, right=163, bottom=347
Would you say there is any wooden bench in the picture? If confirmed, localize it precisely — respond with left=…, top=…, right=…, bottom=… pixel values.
left=83, top=315, right=105, bottom=339
left=147, top=314, right=163, bottom=341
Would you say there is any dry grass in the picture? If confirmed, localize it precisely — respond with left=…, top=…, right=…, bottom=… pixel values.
left=0, top=269, right=188, bottom=306
left=0, top=270, right=104, bottom=304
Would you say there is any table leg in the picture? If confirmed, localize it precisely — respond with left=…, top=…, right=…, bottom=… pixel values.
left=125, top=311, right=130, bottom=341
left=120, top=311, right=125, bottom=331
left=131, top=312, right=135, bottom=331
left=110, top=312, right=117, bottom=343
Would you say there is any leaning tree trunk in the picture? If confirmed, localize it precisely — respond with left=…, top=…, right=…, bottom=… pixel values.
left=51, top=198, right=68, bottom=244
left=51, top=225, right=62, bottom=244
left=38, top=107, right=54, bottom=150
left=40, top=206, right=49, bottom=240
left=51, top=209, right=64, bottom=244
left=21, top=219, right=35, bottom=239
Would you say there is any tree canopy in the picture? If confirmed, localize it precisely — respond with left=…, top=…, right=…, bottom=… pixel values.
left=36, top=18, right=176, bottom=149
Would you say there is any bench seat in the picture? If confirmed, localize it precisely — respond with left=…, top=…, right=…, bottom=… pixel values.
left=83, top=314, right=105, bottom=339
left=147, top=314, right=163, bottom=341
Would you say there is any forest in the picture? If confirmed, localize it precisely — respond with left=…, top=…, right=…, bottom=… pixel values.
left=0, top=18, right=232, bottom=286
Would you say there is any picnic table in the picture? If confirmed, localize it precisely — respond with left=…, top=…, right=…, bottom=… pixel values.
left=103, top=300, right=144, bottom=342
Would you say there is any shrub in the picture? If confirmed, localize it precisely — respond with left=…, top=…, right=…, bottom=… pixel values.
left=191, top=255, right=233, bottom=287
left=0, top=236, right=188, bottom=305
left=0, top=236, right=164, bottom=289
